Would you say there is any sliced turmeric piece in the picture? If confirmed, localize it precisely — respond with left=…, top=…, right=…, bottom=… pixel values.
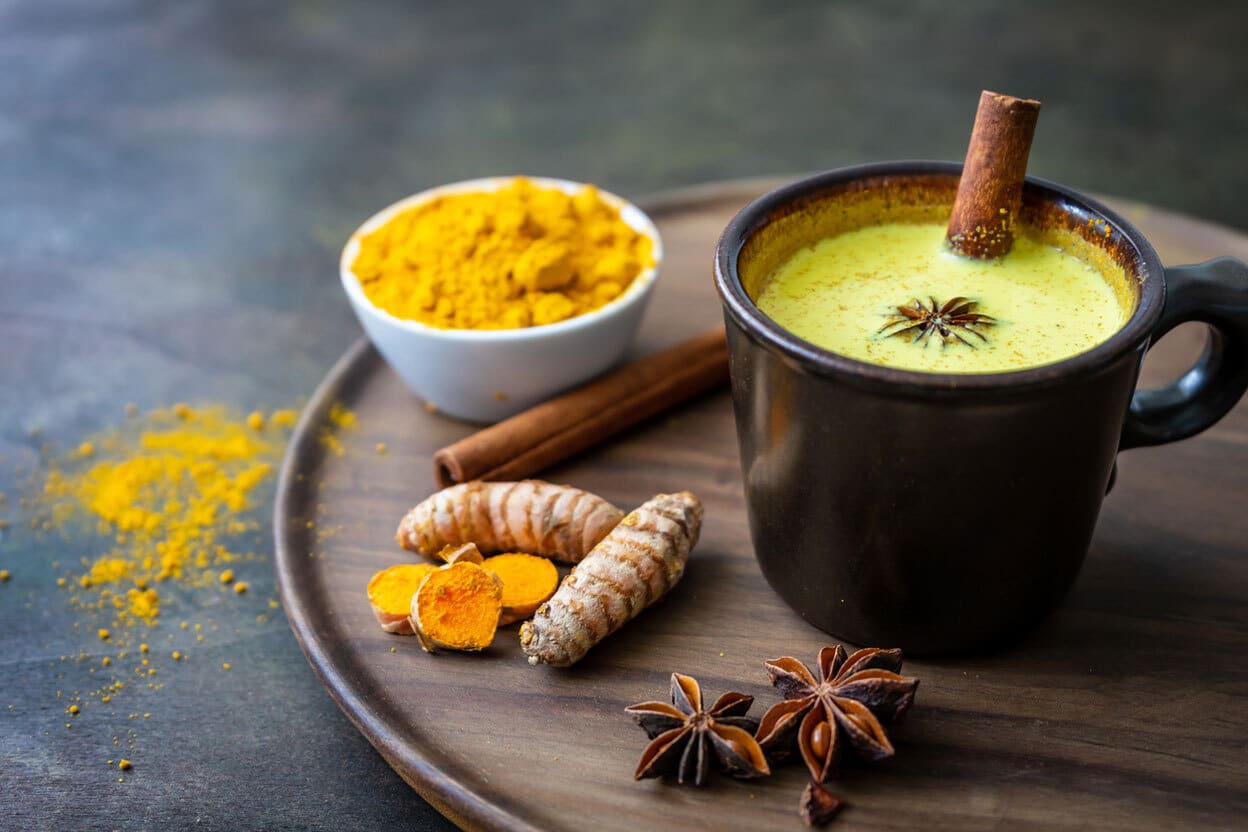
left=367, top=563, right=438, bottom=634
left=482, top=553, right=559, bottom=626
left=410, top=561, right=503, bottom=653
left=397, top=480, right=624, bottom=563
left=520, top=491, right=703, bottom=667
left=436, top=542, right=485, bottom=565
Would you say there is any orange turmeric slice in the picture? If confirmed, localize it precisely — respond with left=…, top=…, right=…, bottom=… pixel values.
left=410, top=561, right=502, bottom=653
left=437, top=542, right=485, bottom=565
left=367, top=563, right=438, bottom=634
left=482, top=553, right=559, bottom=626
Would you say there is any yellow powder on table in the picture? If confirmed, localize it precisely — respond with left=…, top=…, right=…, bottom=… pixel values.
left=15, top=403, right=306, bottom=753
left=350, top=178, right=655, bottom=330
left=35, top=404, right=294, bottom=645
left=270, top=410, right=298, bottom=428
left=127, top=588, right=160, bottom=622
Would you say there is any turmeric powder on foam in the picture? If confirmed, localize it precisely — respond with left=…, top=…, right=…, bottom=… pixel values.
left=350, top=178, right=655, bottom=330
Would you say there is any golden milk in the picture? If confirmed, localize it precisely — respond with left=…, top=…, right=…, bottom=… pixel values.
left=754, top=223, right=1133, bottom=373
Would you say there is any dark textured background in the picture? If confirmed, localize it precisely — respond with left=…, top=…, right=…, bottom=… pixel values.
left=1, top=1, right=1245, bottom=829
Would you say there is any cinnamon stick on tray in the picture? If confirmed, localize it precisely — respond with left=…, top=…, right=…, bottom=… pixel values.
left=946, top=90, right=1042, bottom=259
left=432, top=325, right=730, bottom=488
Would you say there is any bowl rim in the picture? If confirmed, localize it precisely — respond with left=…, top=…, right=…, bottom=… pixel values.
left=713, top=160, right=1166, bottom=394
left=340, top=175, right=662, bottom=342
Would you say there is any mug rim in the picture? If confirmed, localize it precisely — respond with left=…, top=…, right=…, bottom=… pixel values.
left=713, top=160, right=1166, bottom=393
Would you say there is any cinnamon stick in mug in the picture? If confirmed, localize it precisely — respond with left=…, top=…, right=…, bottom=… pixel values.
left=432, top=326, right=729, bottom=487
left=946, top=90, right=1041, bottom=259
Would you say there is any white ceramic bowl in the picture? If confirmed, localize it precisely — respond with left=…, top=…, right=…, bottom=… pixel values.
left=340, top=177, right=662, bottom=423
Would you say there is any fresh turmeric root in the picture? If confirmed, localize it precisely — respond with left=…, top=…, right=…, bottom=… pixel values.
left=366, top=563, right=439, bottom=634
left=483, top=553, right=559, bottom=626
left=397, top=480, right=624, bottom=564
left=410, top=558, right=503, bottom=653
left=520, top=491, right=702, bottom=667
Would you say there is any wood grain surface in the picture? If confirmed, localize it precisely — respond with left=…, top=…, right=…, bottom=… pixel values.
left=274, top=180, right=1248, bottom=831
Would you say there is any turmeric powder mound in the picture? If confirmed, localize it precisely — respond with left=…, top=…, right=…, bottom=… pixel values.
left=482, top=553, right=558, bottom=626
left=410, top=562, right=502, bottom=652
left=350, top=178, right=656, bottom=330
left=366, top=563, right=438, bottom=635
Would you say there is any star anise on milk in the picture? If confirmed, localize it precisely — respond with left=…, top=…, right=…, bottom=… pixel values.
left=755, top=645, right=919, bottom=783
left=626, top=672, right=771, bottom=786
left=878, top=296, right=996, bottom=348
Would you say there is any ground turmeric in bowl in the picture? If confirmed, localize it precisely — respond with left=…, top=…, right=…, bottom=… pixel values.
left=349, top=178, right=655, bottom=330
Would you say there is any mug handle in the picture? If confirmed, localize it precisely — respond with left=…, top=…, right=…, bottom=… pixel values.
left=1120, top=257, right=1248, bottom=449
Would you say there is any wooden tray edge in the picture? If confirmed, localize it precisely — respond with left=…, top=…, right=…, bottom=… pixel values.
left=272, top=338, right=546, bottom=832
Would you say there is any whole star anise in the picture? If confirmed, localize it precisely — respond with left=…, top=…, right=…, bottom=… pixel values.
left=878, top=296, right=996, bottom=348
left=626, top=672, right=771, bottom=786
left=755, top=645, right=918, bottom=783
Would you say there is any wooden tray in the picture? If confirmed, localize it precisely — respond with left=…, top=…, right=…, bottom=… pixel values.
left=274, top=180, right=1248, bottom=831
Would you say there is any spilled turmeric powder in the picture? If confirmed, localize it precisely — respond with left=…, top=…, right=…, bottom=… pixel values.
left=37, top=405, right=290, bottom=643
left=350, top=178, right=656, bottom=330
left=319, top=402, right=357, bottom=457
left=8, top=402, right=303, bottom=769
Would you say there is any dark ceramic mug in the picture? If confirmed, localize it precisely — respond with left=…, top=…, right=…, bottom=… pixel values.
left=713, top=161, right=1248, bottom=654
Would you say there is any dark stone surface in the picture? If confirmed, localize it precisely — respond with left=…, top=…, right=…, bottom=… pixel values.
left=0, top=1, right=1243, bottom=829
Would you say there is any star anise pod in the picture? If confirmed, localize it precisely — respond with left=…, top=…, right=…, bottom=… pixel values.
left=626, top=672, right=771, bottom=786
left=800, top=780, right=845, bottom=827
left=878, top=296, right=996, bottom=348
left=755, top=645, right=918, bottom=783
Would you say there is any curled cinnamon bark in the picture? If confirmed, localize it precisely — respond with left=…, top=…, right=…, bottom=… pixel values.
left=946, top=90, right=1041, bottom=259
left=432, top=326, right=729, bottom=488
